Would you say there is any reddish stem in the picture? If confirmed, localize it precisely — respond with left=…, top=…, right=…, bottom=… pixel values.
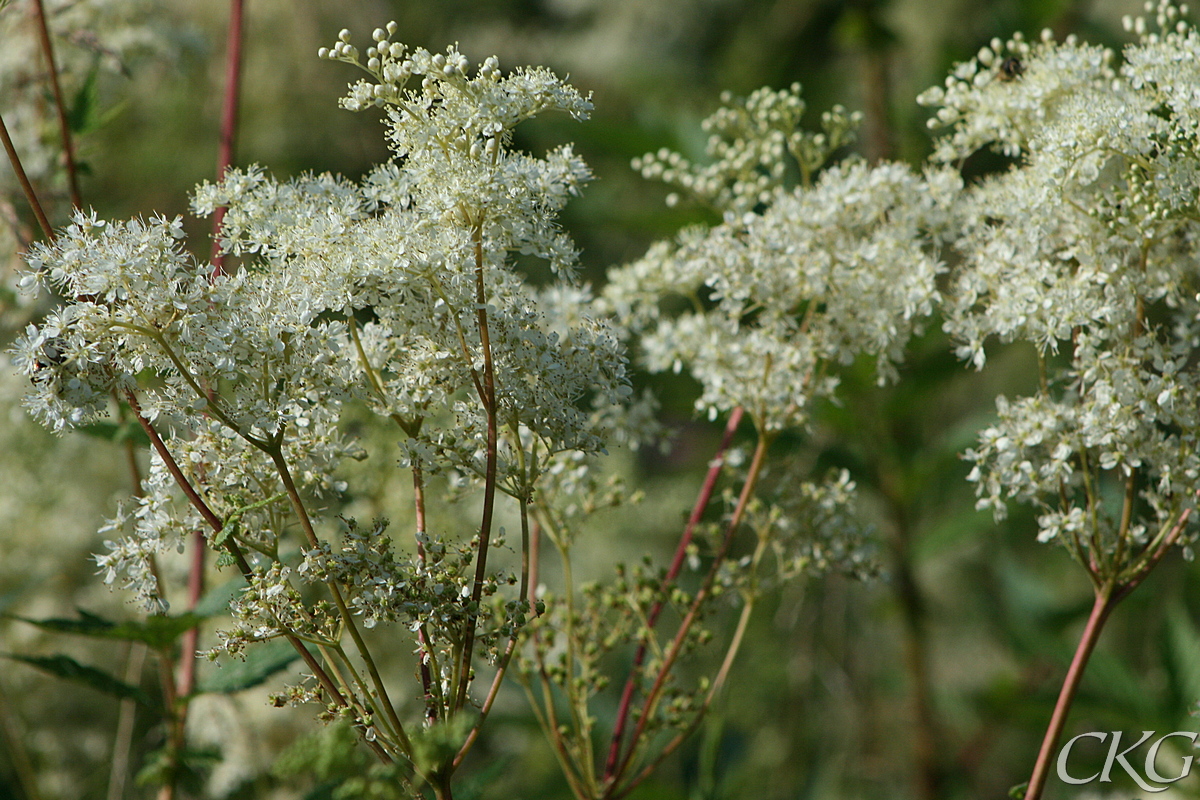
left=603, top=405, right=744, bottom=778
left=1022, top=504, right=1192, bottom=800
left=1022, top=587, right=1117, bottom=800
left=175, top=532, right=206, bottom=699
left=610, top=428, right=770, bottom=795
left=123, top=394, right=354, bottom=716
left=209, top=0, right=245, bottom=275
left=0, top=112, right=54, bottom=240
left=31, top=0, right=82, bottom=210
left=178, top=0, right=246, bottom=706
left=456, top=229, right=500, bottom=711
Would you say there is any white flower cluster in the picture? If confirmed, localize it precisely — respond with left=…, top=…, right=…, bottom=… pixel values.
left=607, top=107, right=959, bottom=430
left=630, top=83, right=862, bottom=216
left=12, top=33, right=631, bottom=635
left=917, top=29, right=1117, bottom=163
left=321, top=27, right=593, bottom=277
left=12, top=209, right=353, bottom=442
left=934, top=2, right=1200, bottom=556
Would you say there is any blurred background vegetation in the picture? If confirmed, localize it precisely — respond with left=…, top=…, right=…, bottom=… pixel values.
left=6, top=1, right=1200, bottom=799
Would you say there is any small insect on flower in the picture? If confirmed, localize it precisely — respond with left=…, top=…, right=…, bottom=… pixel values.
left=28, top=338, right=67, bottom=384
left=38, top=339, right=66, bottom=368
left=997, top=56, right=1024, bottom=82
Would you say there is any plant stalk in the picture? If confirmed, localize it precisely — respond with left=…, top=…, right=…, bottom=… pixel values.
left=604, top=405, right=744, bottom=777
left=1022, top=586, right=1117, bottom=800
left=31, top=0, right=82, bottom=209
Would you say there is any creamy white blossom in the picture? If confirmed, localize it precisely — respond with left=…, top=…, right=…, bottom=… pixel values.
left=938, top=3, right=1200, bottom=557
left=608, top=136, right=958, bottom=431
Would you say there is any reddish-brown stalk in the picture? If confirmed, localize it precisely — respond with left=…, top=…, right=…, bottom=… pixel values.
left=209, top=0, right=244, bottom=276
left=1021, top=504, right=1193, bottom=800
left=455, top=227, right=500, bottom=711
left=170, top=0, right=246, bottom=766
left=0, top=114, right=54, bottom=240
left=31, top=0, right=81, bottom=209
left=603, top=405, right=745, bottom=778
left=608, top=427, right=772, bottom=798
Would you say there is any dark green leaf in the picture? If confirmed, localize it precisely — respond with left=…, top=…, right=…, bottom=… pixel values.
left=3, top=652, right=155, bottom=707
left=195, top=638, right=305, bottom=694
left=76, top=420, right=151, bottom=446
left=67, top=61, right=101, bottom=135
left=11, top=610, right=204, bottom=649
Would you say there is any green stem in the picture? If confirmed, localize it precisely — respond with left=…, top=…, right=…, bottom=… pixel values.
left=454, top=486, right=534, bottom=767
left=265, top=445, right=410, bottom=752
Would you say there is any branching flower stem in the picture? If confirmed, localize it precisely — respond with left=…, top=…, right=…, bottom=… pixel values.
left=454, top=425, right=535, bottom=768
left=1022, top=502, right=1194, bottom=800
left=265, top=444, right=410, bottom=753
left=603, top=404, right=746, bottom=778
left=608, top=425, right=774, bottom=797
left=614, top=535, right=767, bottom=800
left=455, top=223, right=501, bottom=712
left=121, top=390, right=396, bottom=765
left=1021, top=584, right=1118, bottom=800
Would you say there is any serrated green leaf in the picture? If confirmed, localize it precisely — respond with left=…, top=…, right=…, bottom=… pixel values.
left=195, top=638, right=305, bottom=694
left=3, top=653, right=155, bottom=707
left=11, top=610, right=204, bottom=650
